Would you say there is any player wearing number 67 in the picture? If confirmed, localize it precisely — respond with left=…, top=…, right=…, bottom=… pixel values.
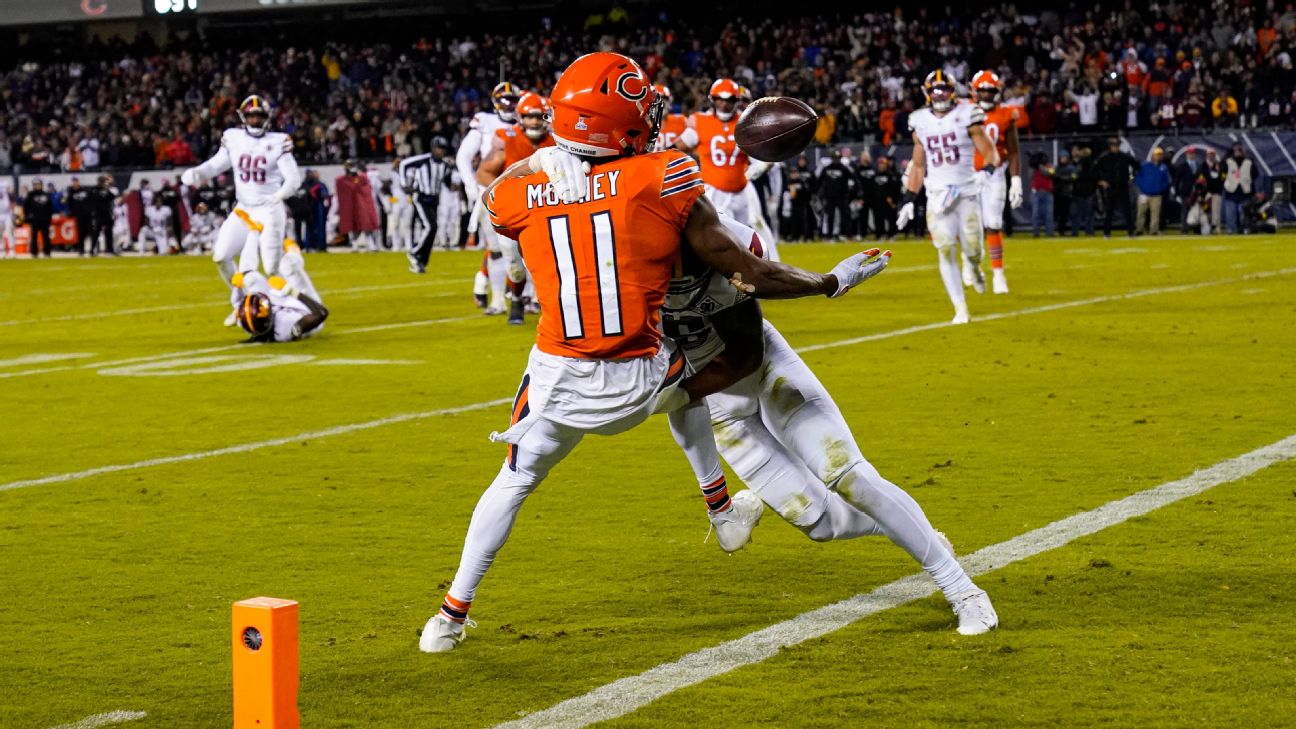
left=179, top=95, right=301, bottom=326
left=898, top=70, right=1000, bottom=324
left=420, top=51, right=890, bottom=653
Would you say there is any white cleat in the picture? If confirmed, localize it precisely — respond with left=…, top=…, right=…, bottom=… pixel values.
left=708, top=489, right=764, bottom=553
left=992, top=269, right=1009, bottom=294
left=483, top=305, right=505, bottom=316
left=950, top=588, right=999, bottom=635
left=223, top=309, right=239, bottom=327
left=961, top=257, right=976, bottom=287
left=419, top=614, right=475, bottom=653
left=951, top=304, right=971, bottom=325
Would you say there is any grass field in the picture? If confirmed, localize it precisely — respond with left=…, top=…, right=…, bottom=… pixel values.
left=2, top=233, right=1295, bottom=728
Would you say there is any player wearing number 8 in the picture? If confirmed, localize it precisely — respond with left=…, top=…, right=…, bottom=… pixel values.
left=180, top=95, right=301, bottom=326
left=898, top=70, right=1000, bottom=324
left=420, top=52, right=890, bottom=653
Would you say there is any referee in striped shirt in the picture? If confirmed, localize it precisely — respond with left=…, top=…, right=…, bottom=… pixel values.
left=399, top=136, right=456, bottom=274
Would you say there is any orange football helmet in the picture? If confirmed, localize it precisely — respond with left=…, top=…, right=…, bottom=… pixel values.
left=710, top=78, right=742, bottom=120
left=922, top=70, right=957, bottom=113
left=491, top=82, right=522, bottom=122
left=549, top=52, right=664, bottom=158
left=517, top=91, right=549, bottom=141
left=971, top=70, right=1003, bottom=110
left=653, top=83, right=673, bottom=101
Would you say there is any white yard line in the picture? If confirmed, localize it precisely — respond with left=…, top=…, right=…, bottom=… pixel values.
left=46, top=710, right=148, bottom=729
left=0, top=280, right=463, bottom=327
left=4, top=267, right=1293, bottom=485
left=0, top=314, right=485, bottom=379
left=0, top=398, right=512, bottom=493
left=0, top=353, right=95, bottom=368
left=493, top=433, right=1296, bottom=729
left=795, top=266, right=1296, bottom=354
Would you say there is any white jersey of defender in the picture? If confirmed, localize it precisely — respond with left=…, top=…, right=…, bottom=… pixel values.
left=456, top=111, right=512, bottom=193
left=908, top=101, right=985, bottom=192
left=662, top=215, right=765, bottom=369
left=196, top=128, right=299, bottom=208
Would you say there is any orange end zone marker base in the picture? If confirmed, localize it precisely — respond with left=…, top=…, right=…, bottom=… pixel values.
left=233, top=597, right=300, bottom=729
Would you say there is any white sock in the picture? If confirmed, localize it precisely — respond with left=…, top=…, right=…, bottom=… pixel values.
left=936, top=246, right=966, bottom=313
left=487, top=255, right=507, bottom=309
left=447, top=463, right=535, bottom=603
left=668, top=406, right=722, bottom=482
left=668, top=405, right=730, bottom=511
left=834, top=460, right=975, bottom=600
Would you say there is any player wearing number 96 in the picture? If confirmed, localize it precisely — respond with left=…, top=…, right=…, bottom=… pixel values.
left=899, top=70, right=1000, bottom=324
left=180, top=95, right=301, bottom=325
left=420, top=51, right=889, bottom=653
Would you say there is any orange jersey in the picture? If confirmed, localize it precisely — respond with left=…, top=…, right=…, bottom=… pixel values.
left=487, top=150, right=704, bottom=359
left=684, top=112, right=748, bottom=192
left=975, top=105, right=1025, bottom=170
left=495, top=126, right=556, bottom=168
left=658, top=113, right=687, bottom=150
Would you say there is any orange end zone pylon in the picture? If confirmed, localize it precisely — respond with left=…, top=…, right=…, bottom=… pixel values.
left=232, top=597, right=300, bottom=729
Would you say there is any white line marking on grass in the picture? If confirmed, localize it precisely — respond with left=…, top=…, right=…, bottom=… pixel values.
left=98, top=354, right=315, bottom=377
left=795, top=267, right=1296, bottom=354
left=0, top=398, right=512, bottom=493
left=46, top=710, right=147, bottom=729
left=0, top=281, right=463, bottom=327
left=340, top=314, right=480, bottom=334
left=0, top=353, right=95, bottom=368
left=309, top=358, right=423, bottom=366
left=0, top=315, right=484, bottom=379
left=493, top=434, right=1296, bottom=729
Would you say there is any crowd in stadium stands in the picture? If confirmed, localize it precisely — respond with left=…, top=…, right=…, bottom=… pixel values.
left=1, top=1, right=1295, bottom=172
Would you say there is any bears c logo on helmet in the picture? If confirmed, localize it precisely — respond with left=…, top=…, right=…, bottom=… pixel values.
left=615, top=72, right=649, bottom=103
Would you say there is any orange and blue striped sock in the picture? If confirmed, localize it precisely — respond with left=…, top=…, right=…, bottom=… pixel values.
left=438, top=595, right=471, bottom=624
left=987, top=230, right=1004, bottom=269
left=701, top=475, right=732, bottom=513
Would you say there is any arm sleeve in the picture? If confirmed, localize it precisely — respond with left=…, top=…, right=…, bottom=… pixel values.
left=274, top=150, right=302, bottom=202
left=193, top=137, right=233, bottom=180
left=456, top=128, right=483, bottom=196
left=677, top=126, right=700, bottom=149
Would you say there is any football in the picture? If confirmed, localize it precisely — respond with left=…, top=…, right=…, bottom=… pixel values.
left=734, top=96, right=818, bottom=162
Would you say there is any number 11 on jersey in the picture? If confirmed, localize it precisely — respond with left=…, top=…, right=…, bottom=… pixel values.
left=547, top=212, right=623, bottom=340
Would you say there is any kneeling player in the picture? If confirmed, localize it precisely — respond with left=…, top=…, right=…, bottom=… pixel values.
left=664, top=216, right=999, bottom=635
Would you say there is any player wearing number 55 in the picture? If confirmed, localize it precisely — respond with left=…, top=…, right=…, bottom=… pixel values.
left=180, top=95, right=302, bottom=327
left=897, top=70, right=1000, bottom=324
left=420, top=51, right=892, bottom=653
